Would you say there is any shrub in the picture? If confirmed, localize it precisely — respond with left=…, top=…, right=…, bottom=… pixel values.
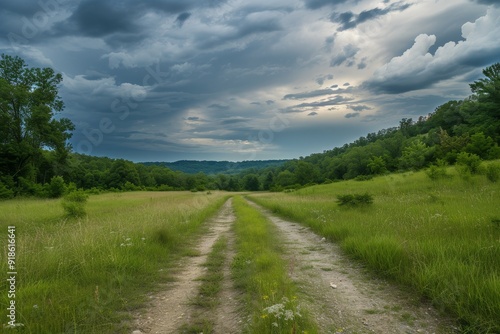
left=456, top=152, right=482, bottom=174
left=61, top=190, right=89, bottom=218
left=355, top=175, right=373, bottom=181
left=47, top=176, right=66, bottom=198
left=337, top=193, right=373, bottom=206
left=486, top=163, right=500, bottom=183
left=426, top=160, right=450, bottom=180
left=0, top=182, right=14, bottom=200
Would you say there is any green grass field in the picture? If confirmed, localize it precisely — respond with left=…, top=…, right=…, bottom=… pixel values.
left=249, top=167, right=500, bottom=333
left=0, top=191, right=228, bottom=333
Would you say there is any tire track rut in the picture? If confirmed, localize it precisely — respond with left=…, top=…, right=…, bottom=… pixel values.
left=132, top=198, right=241, bottom=334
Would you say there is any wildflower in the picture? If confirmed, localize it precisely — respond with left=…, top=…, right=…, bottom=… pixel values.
left=261, top=314, right=268, bottom=319
left=272, top=322, right=278, bottom=327
left=262, top=295, right=269, bottom=300
left=284, top=310, right=294, bottom=321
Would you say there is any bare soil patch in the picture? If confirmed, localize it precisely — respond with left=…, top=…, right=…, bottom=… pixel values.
left=247, top=199, right=459, bottom=334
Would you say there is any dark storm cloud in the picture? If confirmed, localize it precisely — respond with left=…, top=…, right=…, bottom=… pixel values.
left=175, top=12, right=191, bottom=27
left=471, top=0, right=499, bottom=5
left=208, top=103, right=230, bottom=110
left=64, top=0, right=137, bottom=37
left=283, top=88, right=335, bottom=100
left=344, top=112, right=360, bottom=118
left=330, top=44, right=359, bottom=67
left=293, top=95, right=353, bottom=109
left=331, top=2, right=412, bottom=31
left=303, top=0, right=350, bottom=10
left=315, top=74, right=333, bottom=85
left=1, top=0, right=496, bottom=162
left=220, top=117, right=250, bottom=125
left=50, top=0, right=228, bottom=39
left=348, top=105, right=371, bottom=112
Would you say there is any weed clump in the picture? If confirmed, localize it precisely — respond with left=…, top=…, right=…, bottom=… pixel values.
left=61, top=190, right=88, bottom=218
left=456, top=152, right=482, bottom=175
left=486, top=162, right=500, bottom=183
left=336, top=193, right=373, bottom=206
left=426, top=160, right=450, bottom=180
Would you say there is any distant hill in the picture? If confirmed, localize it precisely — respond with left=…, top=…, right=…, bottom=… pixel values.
left=141, top=160, right=290, bottom=175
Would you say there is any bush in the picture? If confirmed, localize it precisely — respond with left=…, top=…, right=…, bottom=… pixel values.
left=355, top=175, right=373, bottom=181
left=456, top=152, right=482, bottom=174
left=486, top=163, right=500, bottom=183
left=337, top=193, right=373, bottom=206
left=62, top=190, right=89, bottom=218
left=0, top=183, right=14, bottom=200
left=47, top=176, right=66, bottom=198
left=426, top=160, right=450, bottom=180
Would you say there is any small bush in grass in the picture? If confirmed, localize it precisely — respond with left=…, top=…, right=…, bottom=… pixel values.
left=486, top=163, right=500, bottom=182
left=0, top=182, right=14, bottom=199
left=62, top=190, right=88, bottom=218
left=456, top=152, right=482, bottom=174
left=47, top=176, right=66, bottom=198
left=336, top=193, right=373, bottom=206
left=426, top=160, right=450, bottom=180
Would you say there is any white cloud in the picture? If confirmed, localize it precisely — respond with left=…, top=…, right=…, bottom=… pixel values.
left=365, top=6, right=500, bottom=93
left=63, top=74, right=148, bottom=99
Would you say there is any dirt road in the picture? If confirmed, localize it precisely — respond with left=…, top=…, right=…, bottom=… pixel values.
left=246, top=199, right=457, bottom=334
left=131, top=197, right=457, bottom=334
left=132, top=198, right=242, bottom=334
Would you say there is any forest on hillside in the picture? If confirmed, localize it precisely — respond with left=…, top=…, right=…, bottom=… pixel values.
left=1, top=53, right=499, bottom=199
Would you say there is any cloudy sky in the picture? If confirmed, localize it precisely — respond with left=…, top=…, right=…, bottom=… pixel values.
left=1, top=0, right=499, bottom=162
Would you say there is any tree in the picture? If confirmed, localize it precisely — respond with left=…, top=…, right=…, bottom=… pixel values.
left=465, top=132, right=495, bottom=159
left=106, top=159, right=140, bottom=189
left=243, top=174, right=260, bottom=191
left=367, top=156, right=387, bottom=175
left=0, top=54, right=74, bottom=186
left=47, top=175, right=66, bottom=198
left=399, top=139, right=431, bottom=170
left=470, top=63, right=500, bottom=119
left=263, top=171, right=274, bottom=190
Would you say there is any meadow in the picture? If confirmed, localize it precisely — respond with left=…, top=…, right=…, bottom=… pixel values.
left=0, top=191, right=228, bottom=333
left=249, top=165, right=500, bottom=333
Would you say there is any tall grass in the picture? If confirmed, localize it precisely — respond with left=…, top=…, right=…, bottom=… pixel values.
left=231, top=196, right=317, bottom=334
left=250, top=169, right=500, bottom=333
left=0, top=191, right=228, bottom=333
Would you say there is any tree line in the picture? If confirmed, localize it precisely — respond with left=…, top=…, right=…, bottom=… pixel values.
left=1, top=53, right=499, bottom=198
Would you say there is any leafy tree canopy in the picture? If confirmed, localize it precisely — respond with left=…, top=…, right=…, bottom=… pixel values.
left=0, top=54, right=74, bottom=185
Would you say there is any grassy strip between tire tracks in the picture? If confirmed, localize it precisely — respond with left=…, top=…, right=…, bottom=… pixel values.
left=231, top=196, right=318, bottom=334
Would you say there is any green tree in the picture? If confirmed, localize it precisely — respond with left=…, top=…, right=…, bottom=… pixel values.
left=294, top=161, right=318, bottom=185
left=367, top=156, right=387, bottom=175
left=470, top=63, right=500, bottom=119
left=243, top=174, right=260, bottom=191
left=47, top=175, right=66, bottom=198
left=106, top=159, right=140, bottom=189
left=465, top=132, right=495, bottom=159
left=0, top=54, right=74, bottom=186
left=263, top=171, right=274, bottom=190
left=276, top=170, right=296, bottom=187
left=399, top=140, right=431, bottom=170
